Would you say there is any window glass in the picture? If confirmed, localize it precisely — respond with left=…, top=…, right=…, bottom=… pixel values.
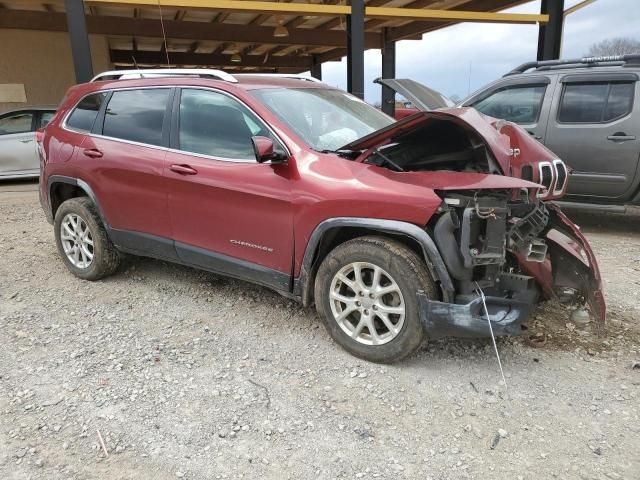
left=473, top=85, right=546, bottom=124
left=67, top=93, right=106, bottom=132
left=558, top=83, right=608, bottom=123
left=40, top=111, right=55, bottom=128
left=0, top=112, right=34, bottom=135
left=179, top=89, right=278, bottom=160
left=559, top=81, right=634, bottom=123
left=251, top=88, right=393, bottom=151
left=604, top=82, right=634, bottom=121
left=103, top=89, right=170, bottom=146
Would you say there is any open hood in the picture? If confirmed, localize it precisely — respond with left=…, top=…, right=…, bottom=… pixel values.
left=374, top=78, right=455, bottom=111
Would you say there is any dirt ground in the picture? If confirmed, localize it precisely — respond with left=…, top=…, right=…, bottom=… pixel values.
left=1, top=180, right=638, bottom=480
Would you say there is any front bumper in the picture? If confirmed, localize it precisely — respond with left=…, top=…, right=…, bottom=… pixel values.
left=418, top=293, right=534, bottom=339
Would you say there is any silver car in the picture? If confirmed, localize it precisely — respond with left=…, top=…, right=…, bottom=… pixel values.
left=0, top=106, right=56, bottom=179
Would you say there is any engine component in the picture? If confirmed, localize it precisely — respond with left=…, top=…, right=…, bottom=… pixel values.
left=508, top=201, right=549, bottom=262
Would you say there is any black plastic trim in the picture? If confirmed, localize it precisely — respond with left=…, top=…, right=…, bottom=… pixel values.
left=175, top=241, right=291, bottom=292
left=419, top=294, right=533, bottom=339
left=46, top=175, right=108, bottom=226
left=293, top=217, right=455, bottom=305
left=108, top=228, right=178, bottom=261
left=560, top=72, right=639, bottom=83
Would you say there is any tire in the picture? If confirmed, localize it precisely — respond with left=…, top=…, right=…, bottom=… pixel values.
left=314, top=236, right=437, bottom=364
left=53, top=197, right=120, bottom=281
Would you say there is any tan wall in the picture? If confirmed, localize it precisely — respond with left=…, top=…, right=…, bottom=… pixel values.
left=0, top=29, right=111, bottom=112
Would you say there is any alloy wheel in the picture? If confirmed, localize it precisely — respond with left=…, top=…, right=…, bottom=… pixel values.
left=60, top=213, right=94, bottom=269
left=329, top=262, right=406, bottom=346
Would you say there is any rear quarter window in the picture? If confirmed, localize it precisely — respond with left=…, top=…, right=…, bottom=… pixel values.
left=66, top=92, right=107, bottom=132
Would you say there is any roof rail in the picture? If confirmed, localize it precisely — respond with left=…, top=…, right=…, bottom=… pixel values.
left=235, top=73, right=322, bottom=83
left=504, top=54, right=640, bottom=76
left=91, top=68, right=238, bottom=83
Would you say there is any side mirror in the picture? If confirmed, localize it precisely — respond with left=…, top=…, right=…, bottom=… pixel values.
left=251, top=136, right=287, bottom=164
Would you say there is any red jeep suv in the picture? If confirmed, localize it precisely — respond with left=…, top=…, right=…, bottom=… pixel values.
left=39, top=69, right=605, bottom=363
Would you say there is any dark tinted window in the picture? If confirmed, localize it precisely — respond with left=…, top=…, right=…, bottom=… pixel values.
left=178, top=88, right=277, bottom=160
left=559, top=82, right=634, bottom=123
left=103, top=89, right=170, bottom=146
left=472, top=85, right=546, bottom=124
left=40, top=111, right=55, bottom=128
left=604, top=83, right=634, bottom=121
left=67, top=93, right=106, bottom=132
left=0, top=112, right=34, bottom=135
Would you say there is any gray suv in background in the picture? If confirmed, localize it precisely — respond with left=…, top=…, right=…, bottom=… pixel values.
left=461, top=55, right=640, bottom=206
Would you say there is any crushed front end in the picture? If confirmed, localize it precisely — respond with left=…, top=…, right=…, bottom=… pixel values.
left=421, top=189, right=606, bottom=338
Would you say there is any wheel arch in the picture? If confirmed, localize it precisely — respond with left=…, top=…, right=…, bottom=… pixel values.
left=294, top=218, right=455, bottom=307
left=47, top=175, right=108, bottom=227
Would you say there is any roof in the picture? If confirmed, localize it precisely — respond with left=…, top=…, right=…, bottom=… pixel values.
left=0, top=0, right=537, bottom=73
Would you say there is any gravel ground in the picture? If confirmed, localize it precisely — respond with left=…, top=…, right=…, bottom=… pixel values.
left=1, top=181, right=639, bottom=480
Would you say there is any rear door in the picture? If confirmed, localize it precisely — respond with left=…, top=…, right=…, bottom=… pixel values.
left=465, top=76, right=555, bottom=143
left=80, top=87, right=175, bottom=255
left=544, top=73, right=639, bottom=200
left=0, top=110, right=38, bottom=177
left=164, top=87, right=293, bottom=289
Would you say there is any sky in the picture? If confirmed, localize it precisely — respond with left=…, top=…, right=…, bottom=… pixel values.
left=315, top=0, right=640, bottom=103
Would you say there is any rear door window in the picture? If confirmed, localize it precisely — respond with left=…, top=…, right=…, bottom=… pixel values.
left=0, top=111, right=34, bottom=135
left=102, top=89, right=171, bottom=146
left=66, top=93, right=107, bottom=132
left=558, top=81, right=634, bottom=123
left=472, top=85, right=547, bottom=124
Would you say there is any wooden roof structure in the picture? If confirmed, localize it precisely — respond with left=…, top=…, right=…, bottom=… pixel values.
left=0, top=0, right=546, bottom=73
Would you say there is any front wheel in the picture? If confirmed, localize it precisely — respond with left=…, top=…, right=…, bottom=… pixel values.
left=314, top=236, right=437, bottom=363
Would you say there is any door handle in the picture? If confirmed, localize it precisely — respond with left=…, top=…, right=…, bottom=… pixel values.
left=607, top=133, right=636, bottom=142
left=20, top=139, right=34, bottom=144
left=527, top=130, right=542, bottom=140
left=83, top=148, right=103, bottom=158
left=169, top=164, right=198, bottom=175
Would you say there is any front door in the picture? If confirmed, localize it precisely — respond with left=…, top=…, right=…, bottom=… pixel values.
left=0, top=110, right=38, bottom=177
left=468, top=79, right=554, bottom=143
left=164, top=87, right=293, bottom=290
left=545, top=76, right=639, bottom=200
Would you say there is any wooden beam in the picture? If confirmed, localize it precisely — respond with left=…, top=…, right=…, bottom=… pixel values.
left=88, top=0, right=351, bottom=17
left=110, top=49, right=312, bottom=68
left=87, top=0, right=547, bottom=22
left=564, top=0, right=596, bottom=17
left=0, top=9, right=382, bottom=48
left=387, top=0, right=539, bottom=42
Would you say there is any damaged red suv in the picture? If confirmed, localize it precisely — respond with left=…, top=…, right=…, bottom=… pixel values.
left=39, top=69, right=605, bottom=363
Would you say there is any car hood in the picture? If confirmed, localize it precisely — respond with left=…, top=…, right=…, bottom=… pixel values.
left=340, top=108, right=516, bottom=171
left=374, top=78, right=455, bottom=111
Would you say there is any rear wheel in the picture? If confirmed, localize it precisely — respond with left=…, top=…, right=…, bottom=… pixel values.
left=54, top=197, right=120, bottom=280
left=314, top=236, right=437, bottom=363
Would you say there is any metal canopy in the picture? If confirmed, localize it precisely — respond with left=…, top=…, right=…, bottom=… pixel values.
left=0, top=0, right=546, bottom=73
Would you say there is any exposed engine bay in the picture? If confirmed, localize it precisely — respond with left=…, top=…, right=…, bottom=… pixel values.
left=421, top=189, right=606, bottom=338
left=363, top=117, right=503, bottom=174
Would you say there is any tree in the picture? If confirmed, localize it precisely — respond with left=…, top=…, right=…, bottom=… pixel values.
left=586, top=37, right=640, bottom=57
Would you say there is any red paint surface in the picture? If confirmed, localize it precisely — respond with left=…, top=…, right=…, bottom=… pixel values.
left=40, top=76, right=600, bottom=310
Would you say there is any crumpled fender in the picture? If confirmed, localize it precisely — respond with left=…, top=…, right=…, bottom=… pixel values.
left=516, top=203, right=606, bottom=331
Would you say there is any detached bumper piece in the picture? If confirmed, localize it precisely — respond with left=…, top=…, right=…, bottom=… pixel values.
left=418, top=293, right=535, bottom=339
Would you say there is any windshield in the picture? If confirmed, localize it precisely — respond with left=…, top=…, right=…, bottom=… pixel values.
left=251, top=87, right=394, bottom=151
